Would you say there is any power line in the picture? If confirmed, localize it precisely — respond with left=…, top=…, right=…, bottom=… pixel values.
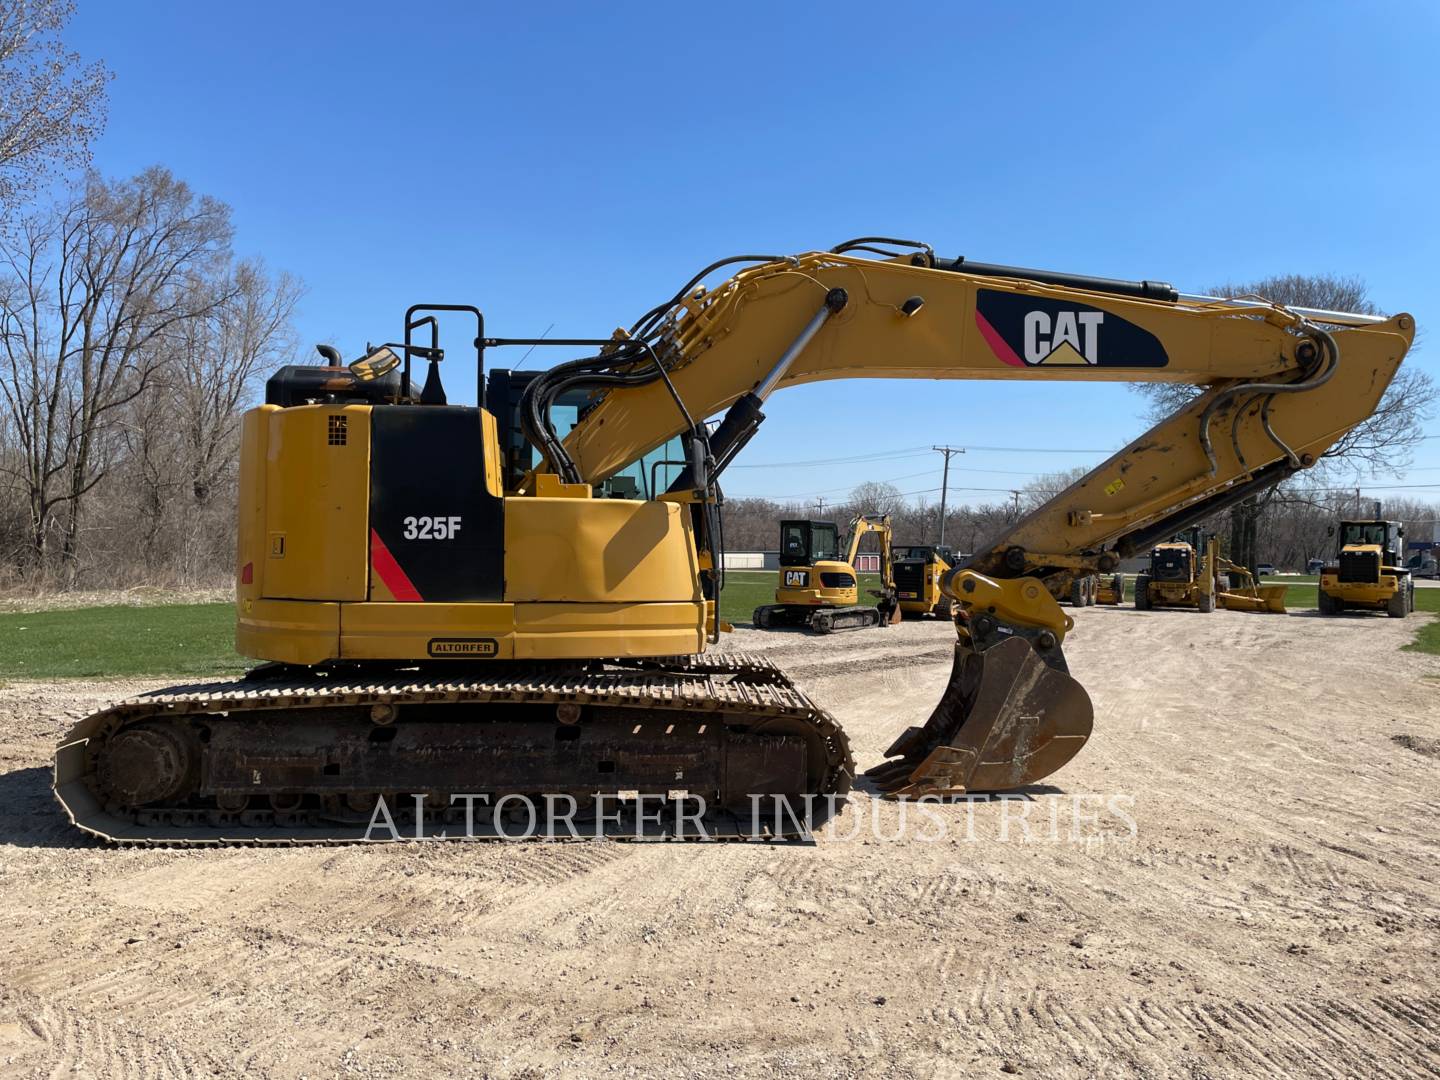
left=728, top=446, right=931, bottom=469
left=511, top=323, right=556, bottom=370
left=730, top=442, right=1119, bottom=469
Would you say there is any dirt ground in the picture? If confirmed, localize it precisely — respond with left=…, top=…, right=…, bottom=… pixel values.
left=0, top=605, right=1437, bottom=1079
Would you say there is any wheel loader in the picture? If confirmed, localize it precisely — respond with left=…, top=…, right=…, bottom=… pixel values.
left=51, top=238, right=1413, bottom=843
left=891, top=544, right=958, bottom=618
left=1317, top=519, right=1414, bottom=617
left=752, top=515, right=901, bottom=633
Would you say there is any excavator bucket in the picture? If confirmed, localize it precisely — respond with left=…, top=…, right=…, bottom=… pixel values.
left=864, top=635, right=1093, bottom=798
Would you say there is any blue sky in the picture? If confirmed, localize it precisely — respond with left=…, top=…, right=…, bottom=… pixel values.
left=69, top=1, right=1439, bottom=508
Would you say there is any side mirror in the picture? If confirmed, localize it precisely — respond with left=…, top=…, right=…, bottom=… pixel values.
left=349, top=346, right=401, bottom=382
left=1397, top=526, right=1405, bottom=538
left=1326, top=525, right=1335, bottom=537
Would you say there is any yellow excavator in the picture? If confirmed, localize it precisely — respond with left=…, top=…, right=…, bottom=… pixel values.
left=753, top=514, right=901, bottom=633
left=53, top=238, right=1413, bottom=842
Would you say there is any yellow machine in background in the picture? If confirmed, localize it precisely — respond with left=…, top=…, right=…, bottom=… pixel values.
left=1135, top=531, right=1286, bottom=613
left=754, top=514, right=901, bottom=633
left=1093, top=574, right=1125, bottom=605
left=1215, top=554, right=1289, bottom=613
left=1135, top=537, right=1217, bottom=612
left=892, top=544, right=957, bottom=617
left=51, top=238, right=1413, bottom=843
left=1318, top=519, right=1414, bottom=617
left=1065, top=573, right=1099, bottom=607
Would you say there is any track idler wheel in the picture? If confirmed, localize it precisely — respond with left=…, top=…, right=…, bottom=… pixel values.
left=865, top=636, right=1093, bottom=798
left=95, top=721, right=197, bottom=807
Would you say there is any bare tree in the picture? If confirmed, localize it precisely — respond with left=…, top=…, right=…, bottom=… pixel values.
left=121, top=262, right=301, bottom=569
left=175, top=261, right=301, bottom=505
left=846, top=480, right=905, bottom=517
left=1134, top=273, right=1433, bottom=469
left=0, top=167, right=236, bottom=582
left=1019, top=465, right=1089, bottom=512
left=0, top=0, right=108, bottom=203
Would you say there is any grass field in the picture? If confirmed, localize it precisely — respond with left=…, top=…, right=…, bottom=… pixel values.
left=0, top=573, right=1433, bottom=679
left=0, top=603, right=243, bottom=680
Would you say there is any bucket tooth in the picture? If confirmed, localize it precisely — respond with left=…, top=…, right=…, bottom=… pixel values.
left=865, top=635, right=1093, bottom=798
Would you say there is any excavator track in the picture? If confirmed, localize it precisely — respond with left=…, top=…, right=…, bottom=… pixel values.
left=54, top=653, right=853, bottom=845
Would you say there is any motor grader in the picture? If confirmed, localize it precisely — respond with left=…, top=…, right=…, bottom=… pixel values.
left=752, top=515, right=901, bottom=633
left=52, top=238, right=1413, bottom=842
left=1134, top=537, right=1217, bottom=612
left=1134, top=532, right=1287, bottom=614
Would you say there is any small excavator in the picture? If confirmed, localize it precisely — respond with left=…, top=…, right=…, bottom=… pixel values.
left=753, top=514, right=901, bottom=633
left=53, top=238, right=1412, bottom=842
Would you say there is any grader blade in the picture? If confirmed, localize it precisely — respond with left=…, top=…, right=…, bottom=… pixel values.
left=865, top=635, right=1093, bottom=798
left=1217, top=584, right=1288, bottom=613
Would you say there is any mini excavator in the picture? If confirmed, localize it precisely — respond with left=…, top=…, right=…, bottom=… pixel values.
left=54, top=238, right=1413, bottom=841
left=753, top=514, right=901, bottom=633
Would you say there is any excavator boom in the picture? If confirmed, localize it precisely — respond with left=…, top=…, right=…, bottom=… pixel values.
left=533, top=240, right=1411, bottom=798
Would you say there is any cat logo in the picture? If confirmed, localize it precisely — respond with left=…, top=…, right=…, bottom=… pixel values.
left=783, top=570, right=809, bottom=588
left=1024, top=310, right=1104, bottom=365
left=974, top=289, right=1168, bottom=369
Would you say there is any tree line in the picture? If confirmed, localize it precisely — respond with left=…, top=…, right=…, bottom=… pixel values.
left=0, top=2, right=301, bottom=589
left=719, top=478, right=1438, bottom=573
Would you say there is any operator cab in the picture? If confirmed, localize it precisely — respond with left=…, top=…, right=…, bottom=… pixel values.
left=1334, top=520, right=1404, bottom=562
left=1330, top=519, right=1405, bottom=584
left=1149, top=543, right=1193, bottom=582
left=779, top=520, right=841, bottom=567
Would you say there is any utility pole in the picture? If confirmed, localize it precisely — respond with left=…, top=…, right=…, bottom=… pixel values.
left=814, top=496, right=826, bottom=517
left=1009, top=489, right=1022, bottom=521
left=931, top=445, right=965, bottom=546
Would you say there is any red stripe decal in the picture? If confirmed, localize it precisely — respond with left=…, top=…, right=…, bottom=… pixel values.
left=370, top=529, right=423, bottom=602
left=975, top=309, right=1027, bottom=367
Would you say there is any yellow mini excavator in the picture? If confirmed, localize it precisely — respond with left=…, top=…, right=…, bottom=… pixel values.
left=53, top=238, right=1413, bottom=842
left=753, top=514, right=901, bottom=633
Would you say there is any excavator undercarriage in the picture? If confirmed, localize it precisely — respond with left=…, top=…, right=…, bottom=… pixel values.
left=56, top=654, right=855, bottom=842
